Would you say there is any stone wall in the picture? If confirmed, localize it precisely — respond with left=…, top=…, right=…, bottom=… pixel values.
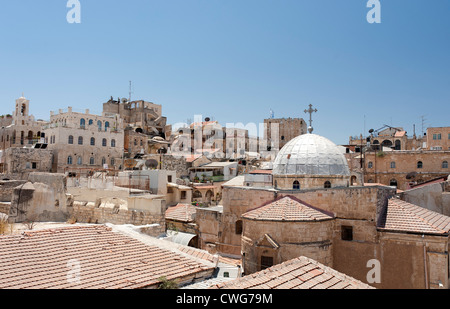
left=242, top=219, right=334, bottom=274
left=69, top=202, right=166, bottom=237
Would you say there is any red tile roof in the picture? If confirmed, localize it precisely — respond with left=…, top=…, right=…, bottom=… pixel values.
left=242, top=196, right=334, bottom=222
left=211, top=256, right=374, bottom=289
left=378, top=198, right=450, bottom=235
left=0, top=225, right=215, bottom=289
left=166, top=203, right=197, bottom=222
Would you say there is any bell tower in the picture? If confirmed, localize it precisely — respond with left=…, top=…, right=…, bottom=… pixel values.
left=15, top=94, right=30, bottom=118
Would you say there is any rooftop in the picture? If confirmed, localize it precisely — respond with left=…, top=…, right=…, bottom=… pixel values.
left=242, top=196, right=334, bottom=222
left=211, top=256, right=374, bottom=289
left=0, top=224, right=216, bottom=289
left=165, top=203, right=197, bottom=223
left=378, top=198, right=450, bottom=235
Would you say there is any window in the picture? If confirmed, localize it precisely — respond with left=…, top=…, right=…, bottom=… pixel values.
left=260, top=256, right=274, bottom=270
left=341, top=226, right=353, bottom=241
left=235, top=220, right=243, bottom=235
left=32, top=162, right=37, bottom=169
left=293, top=180, right=300, bottom=190
left=78, top=136, right=83, bottom=145
left=102, top=138, right=107, bottom=147
left=390, top=162, right=396, bottom=169
left=110, top=158, right=115, bottom=166
left=443, top=161, right=449, bottom=169
left=168, top=175, right=173, bottom=183
left=90, top=137, right=95, bottom=146
left=390, top=179, right=398, bottom=187
left=324, top=181, right=331, bottom=188
left=417, top=161, right=423, bottom=169
left=68, top=135, right=74, bottom=144
left=88, top=119, right=93, bottom=126
left=368, top=162, right=373, bottom=169
left=90, top=157, right=95, bottom=165
left=181, top=191, right=187, bottom=200
left=111, top=139, right=116, bottom=147
left=80, top=118, right=85, bottom=129
left=105, top=121, right=110, bottom=132
left=77, top=157, right=82, bottom=165
left=101, top=157, right=106, bottom=166
left=67, top=156, right=73, bottom=165
left=433, top=133, right=442, bottom=140
left=97, top=121, right=102, bottom=131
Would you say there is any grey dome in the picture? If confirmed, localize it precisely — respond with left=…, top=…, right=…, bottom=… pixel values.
left=273, top=134, right=350, bottom=176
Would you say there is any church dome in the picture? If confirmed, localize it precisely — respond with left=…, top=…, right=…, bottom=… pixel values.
left=273, top=134, right=350, bottom=177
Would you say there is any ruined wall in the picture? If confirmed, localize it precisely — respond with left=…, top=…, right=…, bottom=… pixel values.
left=400, top=181, right=450, bottom=215
left=196, top=207, right=223, bottom=254
left=4, top=148, right=53, bottom=177
left=69, top=200, right=166, bottom=237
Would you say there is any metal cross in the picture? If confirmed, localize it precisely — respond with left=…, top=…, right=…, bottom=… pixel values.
left=304, top=104, right=318, bottom=133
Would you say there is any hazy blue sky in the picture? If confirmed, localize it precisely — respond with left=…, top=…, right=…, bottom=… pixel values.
left=0, top=0, right=449, bottom=144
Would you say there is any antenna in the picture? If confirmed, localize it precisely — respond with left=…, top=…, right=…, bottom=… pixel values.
left=421, top=115, right=426, bottom=137
left=129, top=81, right=133, bottom=102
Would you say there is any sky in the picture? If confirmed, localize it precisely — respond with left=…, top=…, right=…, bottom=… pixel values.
left=0, top=0, right=449, bottom=145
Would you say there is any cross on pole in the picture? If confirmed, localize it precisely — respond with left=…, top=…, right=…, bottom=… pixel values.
left=304, top=104, right=318, bottom=134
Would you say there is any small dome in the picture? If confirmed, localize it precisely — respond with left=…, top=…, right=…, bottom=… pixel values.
left=273, top=134, right=350, bottom=176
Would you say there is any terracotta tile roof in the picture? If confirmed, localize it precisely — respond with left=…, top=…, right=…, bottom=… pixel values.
left=211, top=256, right=374, bottom=289
left=0, top=225, right=215, bottom=289
left=242, top=196, right=334, bottom=222
left=378, top=198, right=450, bottom=235
left=166, top=204, right=197, bottom=223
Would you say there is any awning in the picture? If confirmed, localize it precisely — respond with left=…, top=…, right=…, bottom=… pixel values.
left=166, top=230, right=197, bottom=246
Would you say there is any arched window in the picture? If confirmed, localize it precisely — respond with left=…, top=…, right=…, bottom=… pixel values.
left=293, top=180, right=300, bottom=190
left=235, top=220, right=243, bottom=235
left=88, top=119, right=93, bottom=126
left=102, top=138, right=107, bottom=147
left=443, top=161, right=449, bottom=169
left=77, top=157, right=82, bottom=165
left=68, top=135, right=74, bottom=144
left=324, top=181, right=331, bottom=188
left=80, top=118, right=86, bottom=128
left=90, top=137, right=95, bottom=146
left=368, top=162, right=373, bottom=169
left=417, top=161, right=423, bottom=169
left=97, top=121, right=102, bottom=131
left=89, top=157, right=95, bottom=165
left=78, top=136, right=83, bottom=145
left=110, top=158, right=115, bottom=166
left=101, top=157, right=106, bottom=166
left=105, top=121, right=110, bottom=132
left=67, top=156, right=73, bottom=165
left=111, top=139, right=116, bottom=147
left=390, top=162, right=396, bottom=169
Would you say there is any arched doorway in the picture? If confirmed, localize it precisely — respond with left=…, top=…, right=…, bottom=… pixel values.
left=389, top=179, right=398, bottom=188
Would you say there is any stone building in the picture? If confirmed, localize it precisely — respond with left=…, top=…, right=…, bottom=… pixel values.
left=426, top=127, right=450, bottom=150
left=264, top=117, right=307, bottom=151
left=103, top=97, right=167, bottom=158
left=0, top=96, right=47, bottom=152
left=348, top=125, right=424, bottom=152
left=197, top=130, right=450, bottom=289
left=42, top=107, right=124, bottom=173
left=363, top=150, right=450, bottom=190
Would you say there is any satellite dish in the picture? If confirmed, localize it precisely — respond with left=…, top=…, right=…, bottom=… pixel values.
left=145, top=159, right=159, bottom=169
